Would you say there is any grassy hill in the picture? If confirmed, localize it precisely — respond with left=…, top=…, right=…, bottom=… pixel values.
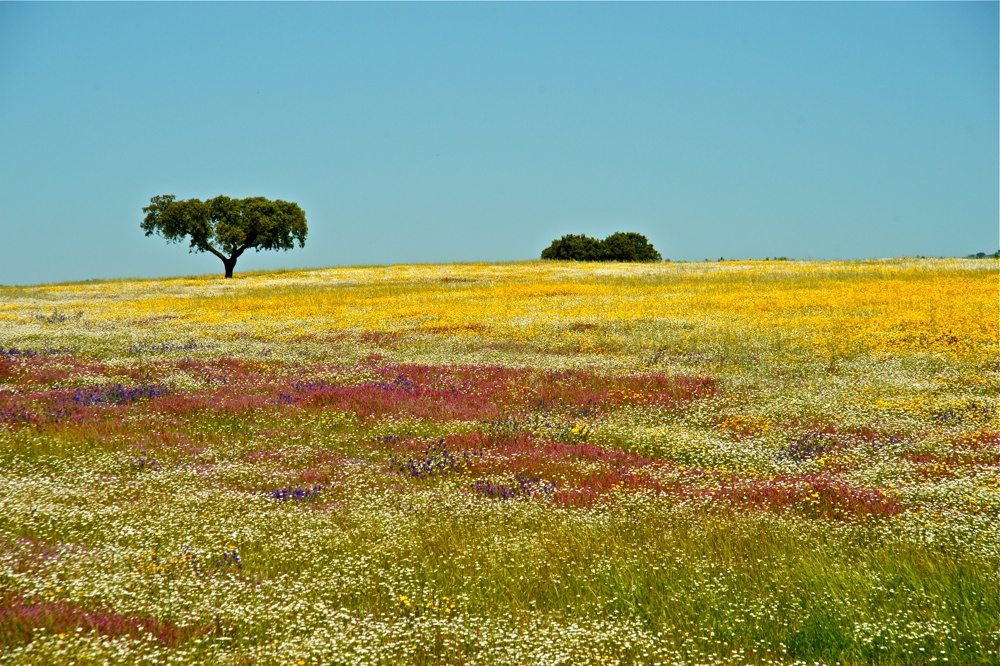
left=0, top=259, right=997, bottom=664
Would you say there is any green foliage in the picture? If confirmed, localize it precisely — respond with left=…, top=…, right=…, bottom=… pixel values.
left=540, top=234, right=604, bottom=261
left=141, top=195, right=307, bottom=277
left=600, top=231, right=663, bottom=262
left=541, top=232, right=662, bottom=262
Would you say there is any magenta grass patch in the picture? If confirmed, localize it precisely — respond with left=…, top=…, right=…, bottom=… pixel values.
left=714, top=472, right=905, bottom=520
left=0, top=594, right=195, bottom=648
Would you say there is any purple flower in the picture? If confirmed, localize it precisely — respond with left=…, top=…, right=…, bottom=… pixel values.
left=474, top=473, right=555, bottom=500
left=390, top=441, right=474, bottom=479
left=262, top=485, right=324, bottom=502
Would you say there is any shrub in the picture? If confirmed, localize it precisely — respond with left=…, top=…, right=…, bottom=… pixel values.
left=541, top=232, right=661, bottom=262
left=540, top=234, right=604, bottom=261
left=599, top=232, right=662, bottom=262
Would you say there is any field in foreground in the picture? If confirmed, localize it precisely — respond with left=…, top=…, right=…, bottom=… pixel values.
left=0, top=258, right=997, bottom=665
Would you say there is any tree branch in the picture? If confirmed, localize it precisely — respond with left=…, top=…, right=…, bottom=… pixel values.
left=204, top=245, right=228, bottom=263
left=230, top=241, right=255, bottom=261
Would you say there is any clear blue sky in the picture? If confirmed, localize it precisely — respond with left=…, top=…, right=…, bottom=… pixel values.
left=1, top=2, right=997, bottom=284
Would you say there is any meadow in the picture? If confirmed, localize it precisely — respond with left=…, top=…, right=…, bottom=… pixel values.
left=0, top=258, right=997, bottom=665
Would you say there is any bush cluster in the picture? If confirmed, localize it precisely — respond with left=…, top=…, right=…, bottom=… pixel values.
left=541, top=232, right=662, bottom=262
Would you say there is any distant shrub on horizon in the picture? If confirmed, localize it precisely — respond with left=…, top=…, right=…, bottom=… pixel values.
left=541, top=232, right=662, bottom=262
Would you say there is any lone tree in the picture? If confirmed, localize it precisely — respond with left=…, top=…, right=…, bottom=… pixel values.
left=141, top=195, right=307, bottom=278
left=541, top=232, right=661, bottom=262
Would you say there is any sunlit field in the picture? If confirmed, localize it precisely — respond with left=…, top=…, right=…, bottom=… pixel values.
left=0, top=258, right=997, bottom=665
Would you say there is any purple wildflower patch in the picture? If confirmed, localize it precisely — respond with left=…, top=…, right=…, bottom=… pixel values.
left=214, top=547, right=242, bottom=569
left=0, top=347, right=72, bottom=360
left=368, top=374, right=420, bottom=392
left=130, top=451, right=160, bottom=471
left=69, top=383, right=170, bottom=407
left=0, top=348, right=38, bottom=360
left=291, top=379, right=337, bottom=392
left=474, top=473, right=555, bottom=500
left=390, top=440, right=474, bottom=478
left=262, top=485, right=324, bottom=502
left=0, top=406, right=34, bottom=425
left=932, top=400, right=995, bottom=425
left=779, top=432, right=835, bottom=462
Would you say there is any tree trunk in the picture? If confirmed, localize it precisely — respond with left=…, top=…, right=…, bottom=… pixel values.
left=223, top=258, right=236, bottom=278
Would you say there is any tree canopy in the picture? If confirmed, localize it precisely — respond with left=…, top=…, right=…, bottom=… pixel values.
left=541, top=232, right=662, bottom=262
left=540, top=234, right=604, bottom=261
left=141, top=195, right=307, bottom=278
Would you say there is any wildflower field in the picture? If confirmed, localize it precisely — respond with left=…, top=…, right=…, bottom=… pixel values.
left=0, top=258, right=997, bottom=665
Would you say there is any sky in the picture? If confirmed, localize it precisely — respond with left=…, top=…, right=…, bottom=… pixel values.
left=0, top=2, right=997, bottom=285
